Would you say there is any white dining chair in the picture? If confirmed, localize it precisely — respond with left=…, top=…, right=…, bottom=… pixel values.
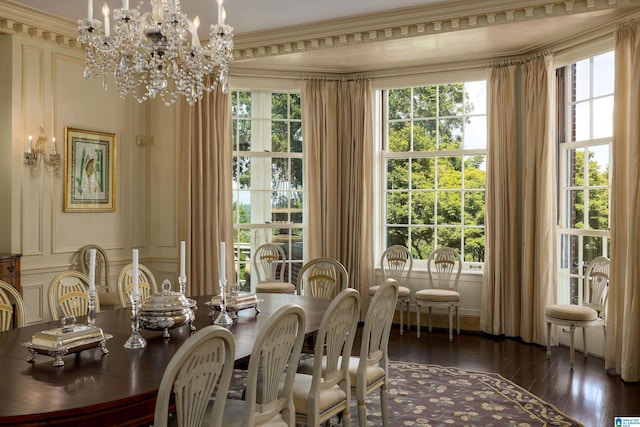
left=153, top=325, right=235, bottom=427
left=252, top=243, right=296, bottom=294
left=296, top=257, right=349, bottom=300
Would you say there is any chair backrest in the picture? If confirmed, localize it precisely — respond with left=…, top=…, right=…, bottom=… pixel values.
left=427, top=247, right=462, bottom=291
left=296, top=257, right=349, bottom=299
left=243, top=303, right=306, bottom=426
left=79, top=244, right=110, bottom=293
left=252, top=243, right=287, bottom=283
left=381, top=245, right=413, bottom=287
left=583, top=256, right=610, bottom=313
left=48, top=271, right=99, bottom=321
left=117, top=263, right=159, bottom=307
left=0, top=280, right=26, bottom=331
left=358, top=278, right=399, bottom=379
left=309, top=288, right=360, bottom=399
left=153, top=325, right=235, bottom=427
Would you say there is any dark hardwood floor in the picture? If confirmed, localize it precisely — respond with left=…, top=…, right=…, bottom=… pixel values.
left=376, top=325, right=640, bottom=427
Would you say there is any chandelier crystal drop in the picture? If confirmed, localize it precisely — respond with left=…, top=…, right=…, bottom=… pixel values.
left=78, top=0, right=233, bottom=106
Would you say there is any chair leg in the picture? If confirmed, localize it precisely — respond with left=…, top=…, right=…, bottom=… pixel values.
left=399, top=302, right=404, bottom=336
left=569, top=326, right=576, bottom=368
left=416, top=304, right=421, bottom=338
left=456, top=306, right=460, bottom=336
left=583, top=327, right=589, bottom=358
left=428, top=307, right=433, bottom=332
left=405, top=300, right=410, bottom=330
left=448, top=306, right=453, bottom=342
left=341, top=408, right=350, bottom=427
left=358, top=400, right=367, bottom=427
left=380, top=384, right=389, bottom=427
left=546, top=322, right=551, bottom=358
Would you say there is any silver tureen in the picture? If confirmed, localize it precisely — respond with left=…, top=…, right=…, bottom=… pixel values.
left=139, top=279, right=197, bottom=338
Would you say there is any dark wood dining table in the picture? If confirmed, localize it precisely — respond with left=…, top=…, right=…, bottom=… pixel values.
left=0, top=293, right=330, bottom=427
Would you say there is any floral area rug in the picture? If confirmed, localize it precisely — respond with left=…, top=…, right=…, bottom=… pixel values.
left=229, top=360, right=582, bottom=427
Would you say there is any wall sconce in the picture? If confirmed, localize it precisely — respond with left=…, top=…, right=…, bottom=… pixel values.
left=24, top=127, right=60, bottom=175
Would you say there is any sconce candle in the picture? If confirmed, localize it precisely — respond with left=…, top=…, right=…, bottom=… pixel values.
left=52, top=137, right=57, bottom=155
left=102, top=3, right=110, bottom=37
left=28, top=135, right=32, bottom=154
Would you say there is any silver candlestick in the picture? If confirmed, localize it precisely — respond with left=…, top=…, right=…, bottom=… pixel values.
left=124, top=296, right=147, bottom=349
left=178, top=274, right=187, bottom=295
left=214, top=279, right=233, bottom=325
left=87, top=290, right=96, bottom=326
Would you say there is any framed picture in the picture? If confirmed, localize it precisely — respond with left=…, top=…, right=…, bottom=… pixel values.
left=64, top=127, right=117, bottom=212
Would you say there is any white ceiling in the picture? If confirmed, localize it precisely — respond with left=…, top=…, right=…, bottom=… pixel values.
left=5, top=0, right=640, bottom=74
left=8, top=0, right=451, bottom=34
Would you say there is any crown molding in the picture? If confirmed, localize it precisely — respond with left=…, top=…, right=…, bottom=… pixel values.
left=232, top=0, right=640, bottom=62
left=1, top=0, right=639, bottom=68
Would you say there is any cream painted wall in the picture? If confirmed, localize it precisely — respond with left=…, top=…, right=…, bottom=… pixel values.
left=0, top=32, right=173, bottom=324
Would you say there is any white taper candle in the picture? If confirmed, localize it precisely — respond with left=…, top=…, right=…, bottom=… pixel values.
left=219, top=241, right=226, bottom=282
left=132, top=249, right=139, bottom=301
left=89, top=248, right=96, bottom=294
left=217, top=0, right=223, bottom=26
left=180, top=241, right=186, bottom=278
left=102, top=3, right=110, bottom=37
left=88, top=0, right=93, bottom=21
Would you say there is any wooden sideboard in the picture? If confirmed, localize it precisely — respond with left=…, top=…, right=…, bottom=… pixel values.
left=0, top=253, right=21, bottom=294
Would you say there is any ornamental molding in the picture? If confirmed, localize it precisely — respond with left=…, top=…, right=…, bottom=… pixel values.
left=1, top=0, right=639, bottom=59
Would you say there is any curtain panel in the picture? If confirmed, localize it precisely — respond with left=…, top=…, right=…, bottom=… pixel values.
left=301, top=78, right=375, bottom=312
left=606, top=21, right=640, bottom=382
left=178, top=83, right=234, bottom=297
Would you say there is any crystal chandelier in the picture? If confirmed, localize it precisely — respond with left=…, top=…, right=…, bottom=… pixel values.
left=78, top=0, right=233, bottom=106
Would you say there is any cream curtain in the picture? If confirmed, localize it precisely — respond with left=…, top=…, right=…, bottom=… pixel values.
left=606, top=21, right=640, bottom=382
left=481, top=64, right=521, bottom=337
left=178, top=83, right=234, bottom=297
left=520, top=55, right=556, bottom=345
left=301, top=78, right=375, bottom=304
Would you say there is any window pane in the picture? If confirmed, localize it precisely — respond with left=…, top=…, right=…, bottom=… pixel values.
left=464, top=228, right=484, bottom=262
left=387, top=159, right=409, bottom=189
left=574, top=59, right=590, bottom=102
left=438, top=84, right=464, bottom=116
left=588, top=145, right=609, bottom=187
left=411, top=192, right=435, bottom=225
left=583, top=236, right=604, bottom=267
left=291, top=158, right=303, bottom=191
left=236, top=192, right=251, bottom=223
left=436, top=157, right=462, bottom=189
left=411, top=158, right=434, bottom=189
left=290, top=121, right=302, bottom=153
left=233, top=91, right=251, bottom=118
left=271, top=92, right=288, bottom=119
left=271, top=121, right=288, bottom=152
left=560, top=234, right=579, bottom=274
left=437, top=191, right=461, bottom=224
left=388, top=121, right=411, bottom=152
left=413, top=119, right=437, bottom=151
left=411, top=226, right=435, bottom=259
left=593, top=51, right=615, bottom=97
left=386, top=192, right=409, bottom=224
left=463, top=191, right=485, bottom=226
left=234, top=156, right=251, bottom=189
left=388, top=88, right=411, bottom=120
left=592, top=96, right=613, bottom=139
left=463, top=116, right=486, bottom=149
left=290, top=93, right=301, bottom=120
left=463, top=155, right=486, bottom=189
left=438, top=118, right=464, bottom=150
left=574, top=101, right=590, bottom=141
left=565, top=148, right=583, bottom=187
left=588, top=189, right=609, bottom=230
left=465, top=81, right=487, bottom=115
left=567, top=189, right=584, bottom=229
left=271, top=157, right=289, bottom=190
left=238, top=120, right=251, bottom=151
left=387, top=226, right=409, bottom=248
left=436, top=227, right=462, bottom=253
left=414, top=86, right=437, bottom=118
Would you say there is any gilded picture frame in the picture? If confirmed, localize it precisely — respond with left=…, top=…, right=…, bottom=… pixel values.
left=64, top=127, right=117, bottom=212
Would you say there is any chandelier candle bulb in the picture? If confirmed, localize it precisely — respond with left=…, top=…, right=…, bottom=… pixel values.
left=102, top=3, right=110, bottom=37
left=88, top=0, right=93, bottom=21
left=217, top=0, right=223, bottom=26
left=123, top=0, right=128, bottom=10
left=132, top=249, right=139, bottom=301
left=192, top=16, right=200, bottom=47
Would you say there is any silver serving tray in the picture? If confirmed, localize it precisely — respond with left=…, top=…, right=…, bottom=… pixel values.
left=22, top=325, right=112, bottom=367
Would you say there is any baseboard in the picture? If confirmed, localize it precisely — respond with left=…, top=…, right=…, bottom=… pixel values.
left=394, top=311, right=481, bottom=332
